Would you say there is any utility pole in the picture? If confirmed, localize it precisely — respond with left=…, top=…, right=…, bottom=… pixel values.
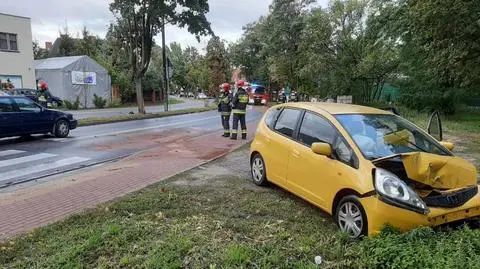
left=162, top=17, right=169, bottom=112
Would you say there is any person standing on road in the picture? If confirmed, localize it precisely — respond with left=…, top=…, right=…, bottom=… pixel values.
left=231, top=80, right=249, bottom=140
left=37, top=81, right=51, bottom=107
left=218, top=83, right=232, bottom=137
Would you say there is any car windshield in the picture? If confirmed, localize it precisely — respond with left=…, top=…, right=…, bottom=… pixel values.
left=335, top=114, right=451, bottom=160
left=252, top=87, right=265, bottom=94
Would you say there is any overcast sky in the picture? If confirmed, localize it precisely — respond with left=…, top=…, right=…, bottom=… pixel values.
left=1, top=0, right=328, bottom=51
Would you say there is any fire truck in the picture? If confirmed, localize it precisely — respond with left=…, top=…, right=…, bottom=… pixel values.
left=247, top=83, right=269, bottom=105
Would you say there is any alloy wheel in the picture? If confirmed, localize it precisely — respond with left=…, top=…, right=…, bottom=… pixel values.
left=338, top=201, right=364, bottom=238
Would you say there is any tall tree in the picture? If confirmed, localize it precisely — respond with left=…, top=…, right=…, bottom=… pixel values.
left=110, top=0, right=213, bottom=114
left=205, top=36, right=230, bottom=96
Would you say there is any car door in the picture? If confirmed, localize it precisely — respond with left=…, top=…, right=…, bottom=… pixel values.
left=13, top=97, right=52, bottom=134
left=0, top=97, right=22, bottom=137
left=427, top=110, right=443, bottom=141
left=285, top=111, right=338, bottom=208
left=265, top=108, right=303, bottom=187
left=286, top=111, right=359, bottom=211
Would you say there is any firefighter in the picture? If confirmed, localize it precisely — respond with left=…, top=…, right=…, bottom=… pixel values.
left=37, top=81, right=52, bottom=107
left=218, top=83, right=232, bottom=137
left=231, top=80, right=249, bottom=140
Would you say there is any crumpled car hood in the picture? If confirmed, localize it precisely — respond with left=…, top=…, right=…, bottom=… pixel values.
left=400, top=152, right=477, bottom=189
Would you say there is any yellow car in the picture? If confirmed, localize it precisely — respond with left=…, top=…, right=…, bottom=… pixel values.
left=250, top=102, right=480, bottom=238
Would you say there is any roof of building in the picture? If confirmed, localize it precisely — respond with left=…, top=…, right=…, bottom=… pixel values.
left=34, top=56, right=85, bottom=70
left=0, top=13, right=30, bottom=20
left=275, top=102, right=392, bottom=115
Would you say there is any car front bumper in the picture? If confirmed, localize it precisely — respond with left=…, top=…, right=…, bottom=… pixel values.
left=361, top=187, right=480, bottom=235
left=69, top=119, right=78, bottom=130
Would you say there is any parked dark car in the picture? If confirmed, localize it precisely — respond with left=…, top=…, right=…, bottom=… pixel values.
left=10, top=88, right=63, bottom=107
left=0, top=96, right=77, bottom=138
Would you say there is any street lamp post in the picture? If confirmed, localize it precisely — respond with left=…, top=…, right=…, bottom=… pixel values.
left=162, top=17, right=169, bottom=112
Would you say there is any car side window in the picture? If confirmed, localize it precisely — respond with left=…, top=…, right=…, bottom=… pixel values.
left=265, top=108, right=281, bottom=129
left=13, top=98, right=41, bottom=113
left=274, top=108, right=301, bottom=137
left=298, top=112, right=336, bottom=146
left=0, top=98, right=15, bottom=112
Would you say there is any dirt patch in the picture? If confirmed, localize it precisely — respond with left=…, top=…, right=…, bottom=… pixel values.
left=170, top=146, right=258, bottom=190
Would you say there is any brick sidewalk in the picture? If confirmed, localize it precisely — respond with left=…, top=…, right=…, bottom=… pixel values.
left=0, top=122, right=257, bottom=240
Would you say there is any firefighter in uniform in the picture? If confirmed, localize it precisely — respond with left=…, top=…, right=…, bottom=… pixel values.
left=37, top=81, right=49, bottom=107
left=231, top=80, right=249, bottom=140
left=218, top=83, right=232, bottom=137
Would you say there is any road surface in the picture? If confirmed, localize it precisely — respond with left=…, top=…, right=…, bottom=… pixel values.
left=69, top=97, right=211, bottom=120
left=0, top=106, right=265, bottom=188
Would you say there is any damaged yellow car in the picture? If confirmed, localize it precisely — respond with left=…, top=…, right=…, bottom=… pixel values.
left=250, top=103, right=480, bottom=238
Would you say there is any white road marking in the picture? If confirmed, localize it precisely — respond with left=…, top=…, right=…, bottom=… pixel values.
left=50, top=115, right=219, bottom=142
left=0, top=153, right=57, bottom=168
left=0, top=150, right=26, bottom=157
left=0, top=156, right=90, bottom=182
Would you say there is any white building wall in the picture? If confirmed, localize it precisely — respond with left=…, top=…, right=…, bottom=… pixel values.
left=0, top=13, right=36, bottom=89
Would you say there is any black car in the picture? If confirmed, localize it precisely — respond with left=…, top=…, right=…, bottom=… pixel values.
left=0, top=96, right=77, bottom=138
left=10, top=88, right=63, bottom=107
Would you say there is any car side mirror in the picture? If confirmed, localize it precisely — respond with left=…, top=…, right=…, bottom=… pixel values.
left=311, top=142, right=332, bottom=156
left=440, top=141, right=454, bottom=151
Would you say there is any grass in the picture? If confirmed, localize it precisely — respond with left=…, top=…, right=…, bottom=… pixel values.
left=77, top=106, right=217, bottom=127
left=1, top=145, right=480, bottom=268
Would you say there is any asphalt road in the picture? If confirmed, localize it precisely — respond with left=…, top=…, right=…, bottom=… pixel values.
left=0, top=106, right=265, bottom=188
left=69, top=97, right=211, bottom=120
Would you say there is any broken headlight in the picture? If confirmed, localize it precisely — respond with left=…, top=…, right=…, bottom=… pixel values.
left=374, top=168, right=429, bottom=215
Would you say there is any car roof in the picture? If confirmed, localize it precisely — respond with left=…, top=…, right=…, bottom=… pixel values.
left=276, top=102, right=392, bottom=115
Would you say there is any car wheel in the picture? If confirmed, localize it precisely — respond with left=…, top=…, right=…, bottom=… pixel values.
left=335, top=195, right=368, bottom=238
left=54, top=119, right=70, bottom=138
left=251, top=153, right=268, bottom=186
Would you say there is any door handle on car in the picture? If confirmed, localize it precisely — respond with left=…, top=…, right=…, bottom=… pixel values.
left=292, top=149, right=301, bottom=158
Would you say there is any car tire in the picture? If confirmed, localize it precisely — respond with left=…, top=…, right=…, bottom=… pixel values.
left=54, top=119, right=70, bottom=138
left=251, top=153, right=268, bottom=186
left=335, top=195, right=368, bottom=238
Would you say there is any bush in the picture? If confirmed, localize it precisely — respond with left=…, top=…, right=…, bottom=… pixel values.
left=354, top=226, right=480, bottom=269
left=108, top=99, right=123, bottom=108
left=399, top=90, right=457, bottom=115
left=93, top=94, right=107, bottom=109
left=64, top=97, right=80, bottom=110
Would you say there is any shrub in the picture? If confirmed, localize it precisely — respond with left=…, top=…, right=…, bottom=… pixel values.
left=108, top=99, right=123, bottom=108
left=353, top=226, right=480, bottom=269
left=399, top=90, right=457, bottom=115
left=93, top=94, right=107, bottom=109
left=64, top=97, right=80, bottom=110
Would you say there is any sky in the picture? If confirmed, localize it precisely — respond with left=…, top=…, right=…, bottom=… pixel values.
left=1, top=0, right=328, bottom=51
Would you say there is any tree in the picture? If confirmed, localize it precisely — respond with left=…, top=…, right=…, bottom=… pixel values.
left=32, top=41, right=48, bottom=60
left=205, top=36, right=230, bottom=96
left=169, top=42, right=188, bottom=92
left=56, top=25, right=76, bottom=57
left=75, top=26, right=101, bottom=57
left=109, top=0, right=213, bottom=114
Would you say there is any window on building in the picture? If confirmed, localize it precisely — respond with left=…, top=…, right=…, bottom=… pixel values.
left=0, top=33, right=18, bottom=51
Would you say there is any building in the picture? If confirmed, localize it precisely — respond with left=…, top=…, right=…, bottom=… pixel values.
left=0, top=13, right=35, bottom=89
left=35, top=55, right=111, bottom=108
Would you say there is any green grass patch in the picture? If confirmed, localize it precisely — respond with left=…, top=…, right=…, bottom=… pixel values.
left=77, top=106, right=216, bottom=127
left=1, top=163, right=479, bottom=268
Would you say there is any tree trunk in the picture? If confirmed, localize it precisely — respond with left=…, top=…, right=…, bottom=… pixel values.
left=135, top=77, right=146, bottom=114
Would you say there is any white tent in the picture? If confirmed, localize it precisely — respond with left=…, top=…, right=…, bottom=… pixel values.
left=35, top=55, right=111, bottom=108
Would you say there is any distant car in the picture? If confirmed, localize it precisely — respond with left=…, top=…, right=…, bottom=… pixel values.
left=198, top=92, right=208, bottom=99
left=188, top=92, right=195, bottom=98
left=0, top=96, right=77, bottom=138
left=10, top=88, right=63, bottom=107
left=0, top=90, right=10, bottom=96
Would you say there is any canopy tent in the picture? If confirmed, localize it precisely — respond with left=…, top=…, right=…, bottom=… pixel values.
left=35, top=55, right=111, bottom=108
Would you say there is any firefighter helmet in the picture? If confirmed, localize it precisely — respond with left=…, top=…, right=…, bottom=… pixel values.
left=39, top=81, right=48, bottom=90
left=220, top=83, right=231, bottom=93
left=236, top=80, right=246, bottom=88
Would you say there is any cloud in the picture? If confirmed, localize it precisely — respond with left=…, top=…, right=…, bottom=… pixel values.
left=0, top=0, right=327, bottom=49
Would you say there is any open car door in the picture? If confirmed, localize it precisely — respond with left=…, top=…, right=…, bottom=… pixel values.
left=427, top=110, right=443, bottom=141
